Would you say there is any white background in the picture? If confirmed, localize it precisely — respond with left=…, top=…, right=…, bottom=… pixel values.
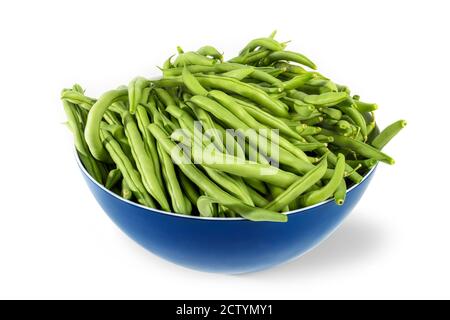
left=0, top=0, right=449, bottom=300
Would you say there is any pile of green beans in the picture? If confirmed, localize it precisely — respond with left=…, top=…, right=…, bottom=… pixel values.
left=62, top=31, right=406, bottom=222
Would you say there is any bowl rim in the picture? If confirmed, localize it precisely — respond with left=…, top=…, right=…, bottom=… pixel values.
left=75, top=148, right=377, bottom=221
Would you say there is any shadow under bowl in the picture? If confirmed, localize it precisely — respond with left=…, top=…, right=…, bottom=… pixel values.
left=77, top=153, right=377, bottom=274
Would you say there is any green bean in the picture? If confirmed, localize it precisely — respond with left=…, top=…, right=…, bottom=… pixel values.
left=275, top=62, right=307, bottom=75
left=265, top=156, right=328, bottom=212
left=100, top=122, right=125, bottom=139
left=372, top=120, right=407, bottom=150
left=153, top=76, right=185, bottom=88
left=292, top=103, right=316, bottom=118
left=191, top=104, right=226, bottom=153
left=334, top=179, right=346, bottom=206
left=344, top=163, right=362, bottom=177
left=307, top=78, right=338, bottom=93
left=100, top=130, right=155, bottom=207
left=249, top=83, right=283, bottom=94
left=290, top=110, right=321, bottom=122
left=174, top=51, right=216, bottom=67
left=263, top=50, right=317, bottom=70
left=244, top=140, right=270, bottom=165
left=266, top=185, right=288, bottom=212
left=218, top=204, right=229, bottom=218
left=320, top=107, right=342, bottom=120
left=204, top=168, right=254, bottom=206
left=296, top=124, right=321, bottom=136
left=346, top=159, right=378, bottom=169
left=202, top=158, right=298, bottom=189
left=303, top=92, right=348, bottom=106
left=302, top=116, right=323, bottom=126
left=366, top=120, right=376, bottom=137
left=220, top=68, right=254, bottom=81
left=164, top=65, right=216, bottom=77
left=197, top=196, right=218, bottom=217
left=245, top=49, right=273, bottom=65
left=71, top=83, right=85, bottom=94
left=162, top=55, right=174, bottom=71
left=77, top=152, right=104, bottom=184
left=206, top=196, right=287, bottom=222
left=157, top=142, right=190, bottom=214
left=182, top=67, right=208, bottom=96
left=62, top=96, right=104, bottom=183
left=302, top=154, right=345, bottom=207
left=229, top=48, right=271, bottom=65
left=61, top=90, right=96, bottom=110
left=239, top=37, right=284, bottom=55
left=179, top=170, right=200, bottom=205
left=160, top=112, right=179, bottom=132
left=62, top=96, right=90, bottom=158
left=245, top=178, right=268, bottom=195
left=148, top=123, right=286, bottom=222
left=154, top=87, right=177, bottom=108
left=337, top=119, right=352, bottom=131
left=338, top=105, right=368, bottom=139
left=249, top=69, right=283, bottom=86
left=197, top=45, right=223, bottom=61
left=166, top=105, right=196, bottom=135
left=184, top=195, right=193, bottom=214
left=121, top=179, right=133, bottom=200
left=308, top=156, right=320, bottom=163
left=282, top=73, right=314, bottom=90
left=268, top=30, right=277, bottom=39
left=135, top=105, right=163, bottom=187
left=314, top=135, right=334, bottom=143
left=247, top=187, right=270, bottom=207
left=334, top=121, right=353, bottom=137
left=104, top=168, right=122, bottom=190
left=269, top=92, right=287, bottom=100
left=336, top=84, right=351, bottom=94
left=108, top=100, right=128, bottom=114
left=354, top=100, right=378, bottom=113
left=128, top=77, right=151, bottom=115
left=287, top=89, right=308, bottom=101
left=323, top=130, right=395, bottom=164
left=195, top=74, right=289, bottom=117
left=100, top=122, right=133, bottom=160
left=122, top=112, right=171, bottom=210
left=85, top=88, right=128, bottom=161
left=144, top=94, right=163, bottom=125
left=189, top=94, right=261, bottom=132
left=291, top=141, right=327, bottom=152
left=140, top=87, right=151, bottom=105
left=340, top=114, right=355, bottom=125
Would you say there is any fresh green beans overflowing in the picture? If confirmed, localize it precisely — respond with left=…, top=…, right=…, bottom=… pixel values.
left=62, top=31, right=406, bottom=222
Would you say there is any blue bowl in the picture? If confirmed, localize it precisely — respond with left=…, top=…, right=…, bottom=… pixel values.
left=77, top=153, right=376, bottom=274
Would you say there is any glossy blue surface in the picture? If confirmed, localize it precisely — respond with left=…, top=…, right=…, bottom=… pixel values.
left=77, top=155, right=376, bottom=274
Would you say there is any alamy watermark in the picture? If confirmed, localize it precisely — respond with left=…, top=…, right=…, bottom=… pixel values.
left=169, top=121, right=280, bottom=176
